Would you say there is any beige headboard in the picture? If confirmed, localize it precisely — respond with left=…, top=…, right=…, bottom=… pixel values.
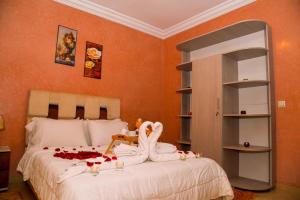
left=28, top=90, right=120, bottom=120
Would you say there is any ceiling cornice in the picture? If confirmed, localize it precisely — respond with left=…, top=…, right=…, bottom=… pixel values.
left=54, top=0, right=256, bottom=39
left=163, top=0, right=256, bottom=38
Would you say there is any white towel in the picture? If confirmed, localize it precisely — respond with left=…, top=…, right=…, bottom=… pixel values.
left=147, top=122, right=195, bottom=162
left=113, top=143, right=138, bottom=157
left=156, top=142, right=177, bottom=154
left=57, top=122, right=149, bottom=183
left=113, top=138, right=176, bottom=157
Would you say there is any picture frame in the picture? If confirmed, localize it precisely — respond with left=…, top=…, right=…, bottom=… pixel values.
left=54, top=25, right=78, bottom=66
left=84, top=41, right=103, bottom=79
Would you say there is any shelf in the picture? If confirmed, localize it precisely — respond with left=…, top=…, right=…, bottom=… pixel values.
left=176, top=62, right=192, bottom=71
left=223, top=145, right=271, bottom=153
left=177, top=140, right=191, bottom=145
left=230, top=177, right=272, bottom=191
left=223, top=114, right=270, bottom=118
left=223, top=80, right=269, bottom=88
left=176, top=88, right=192, bottom=93
left=224, top=47, right=268, bottom=61
left=177, top=20, right=267, bottom=51
left=178, top=115, right=192, bottom=118
left=0, top=146, right=10, bottom=152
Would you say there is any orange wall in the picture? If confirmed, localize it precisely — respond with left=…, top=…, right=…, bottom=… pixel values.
left=162, top=0, right=300, bottom=186
left=0, top=0, right=163, bottom=174
left=1, top=0, right=299, bottom=187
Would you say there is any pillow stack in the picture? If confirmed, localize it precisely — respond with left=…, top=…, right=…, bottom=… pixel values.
left=25, top=118, right=128, bottom=148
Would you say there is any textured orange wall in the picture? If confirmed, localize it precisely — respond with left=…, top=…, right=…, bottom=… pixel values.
left=162, top=0, right=300, bottom=186
left=1, top=0, right=299, bottom=187
left=0, top=0, right=163, bottom=174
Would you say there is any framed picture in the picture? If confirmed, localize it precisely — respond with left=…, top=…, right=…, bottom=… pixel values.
left=84, top=41, right=103, bottom=79
left=55, top=25, right=77, bottom=66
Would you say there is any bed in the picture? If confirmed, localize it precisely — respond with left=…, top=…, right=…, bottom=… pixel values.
left=17, top=90, right=233, bottom=200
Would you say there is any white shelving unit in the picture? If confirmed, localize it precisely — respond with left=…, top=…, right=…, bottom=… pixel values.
left=176, top=20, right=275, bottom=191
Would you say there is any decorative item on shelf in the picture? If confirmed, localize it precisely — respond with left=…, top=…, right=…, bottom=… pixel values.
left=243, top=142, right=250, bottom=147
left=242, top=78, right=248, bottom=81
left=55, top=25, right=77, bottom=66
left=240, top=110, right=247, bottom=115
left=84, top=41, right=103, bottom=79
left=0, top=115, right=5, bottom=131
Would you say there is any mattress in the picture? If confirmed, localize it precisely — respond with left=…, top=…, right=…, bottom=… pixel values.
left=18, top=146, right=233, bottom=200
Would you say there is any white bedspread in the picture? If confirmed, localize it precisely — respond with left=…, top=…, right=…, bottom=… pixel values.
left=18, top=147, right=233, bottom=200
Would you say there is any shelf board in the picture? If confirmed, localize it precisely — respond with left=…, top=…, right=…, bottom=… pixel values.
left=177, top=140, right=191, bottom=145
left=230, top=177, right=272, bottom=191
left=223, top=145, right=271, bottom=153
left=178, top=115, right=192, bottom=118
left=224, top=47, right=268, bottom=61
left=177, top=20, right=267, bottom=51
left=223, top=80, right=269, bottom=88
left=223, top=114, right=270, bottom=118
left=176, top=62, right=192, bottom=71
left=176, top=88, right=192, bottom=93
left=0, top=146, right=10, bottom=152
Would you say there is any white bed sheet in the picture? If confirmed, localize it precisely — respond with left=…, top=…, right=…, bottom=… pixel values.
left=18, top=147, right=233, bottom=200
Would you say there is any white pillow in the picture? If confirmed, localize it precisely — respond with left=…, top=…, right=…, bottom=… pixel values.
left=88, top=119, right=128, bottom=146
left=25, top=117, right=53, bottom=147
left=26, top=118, right=88, bottom=147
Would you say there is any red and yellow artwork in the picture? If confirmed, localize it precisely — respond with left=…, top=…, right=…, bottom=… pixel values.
left=84, top=41, right=103, bottom=79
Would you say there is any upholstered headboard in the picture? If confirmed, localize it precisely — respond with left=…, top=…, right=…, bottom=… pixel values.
left=27, top=90, right=120, bottom=120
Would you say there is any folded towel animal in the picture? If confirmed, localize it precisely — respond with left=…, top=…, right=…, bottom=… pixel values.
left=145, top=121, right=195, bottom=162
left=113, top=141, right=176, bottom=157
left=156, top=142, right=177, bottom=154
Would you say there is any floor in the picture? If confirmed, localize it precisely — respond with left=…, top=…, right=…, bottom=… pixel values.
left=4, top=175, right=300, bottom=200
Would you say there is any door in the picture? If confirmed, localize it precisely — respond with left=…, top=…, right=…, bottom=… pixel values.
left=191, top=55, right=222, bottom=164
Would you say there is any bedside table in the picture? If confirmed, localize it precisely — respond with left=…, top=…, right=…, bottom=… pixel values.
left=0, top=146, right=10, bottom=191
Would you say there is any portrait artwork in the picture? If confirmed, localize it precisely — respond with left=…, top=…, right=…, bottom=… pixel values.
left=55, top=25, right=77, bottom=66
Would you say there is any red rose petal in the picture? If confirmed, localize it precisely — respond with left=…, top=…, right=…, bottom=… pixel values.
left=43, top=147, right=49, bottom=150
left=112, top=156, right=117, bottom=160
left=55, top=148, right=61, bottom=152
left=53, top=151, right=102, bottom=160
left=104, top=157, right=111, bottom=162
left=86, top=162, right=94, bottom=167
left=95, top=162, right=101, bottom=165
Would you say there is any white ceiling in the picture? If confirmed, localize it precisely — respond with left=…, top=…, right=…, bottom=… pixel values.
left=54, top=0, right=256, bottom=38
left=89, top=0, right=227, bottom=29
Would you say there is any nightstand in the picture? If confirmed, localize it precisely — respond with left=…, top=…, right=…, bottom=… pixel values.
left=0, top=146, right=10, bottom=191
